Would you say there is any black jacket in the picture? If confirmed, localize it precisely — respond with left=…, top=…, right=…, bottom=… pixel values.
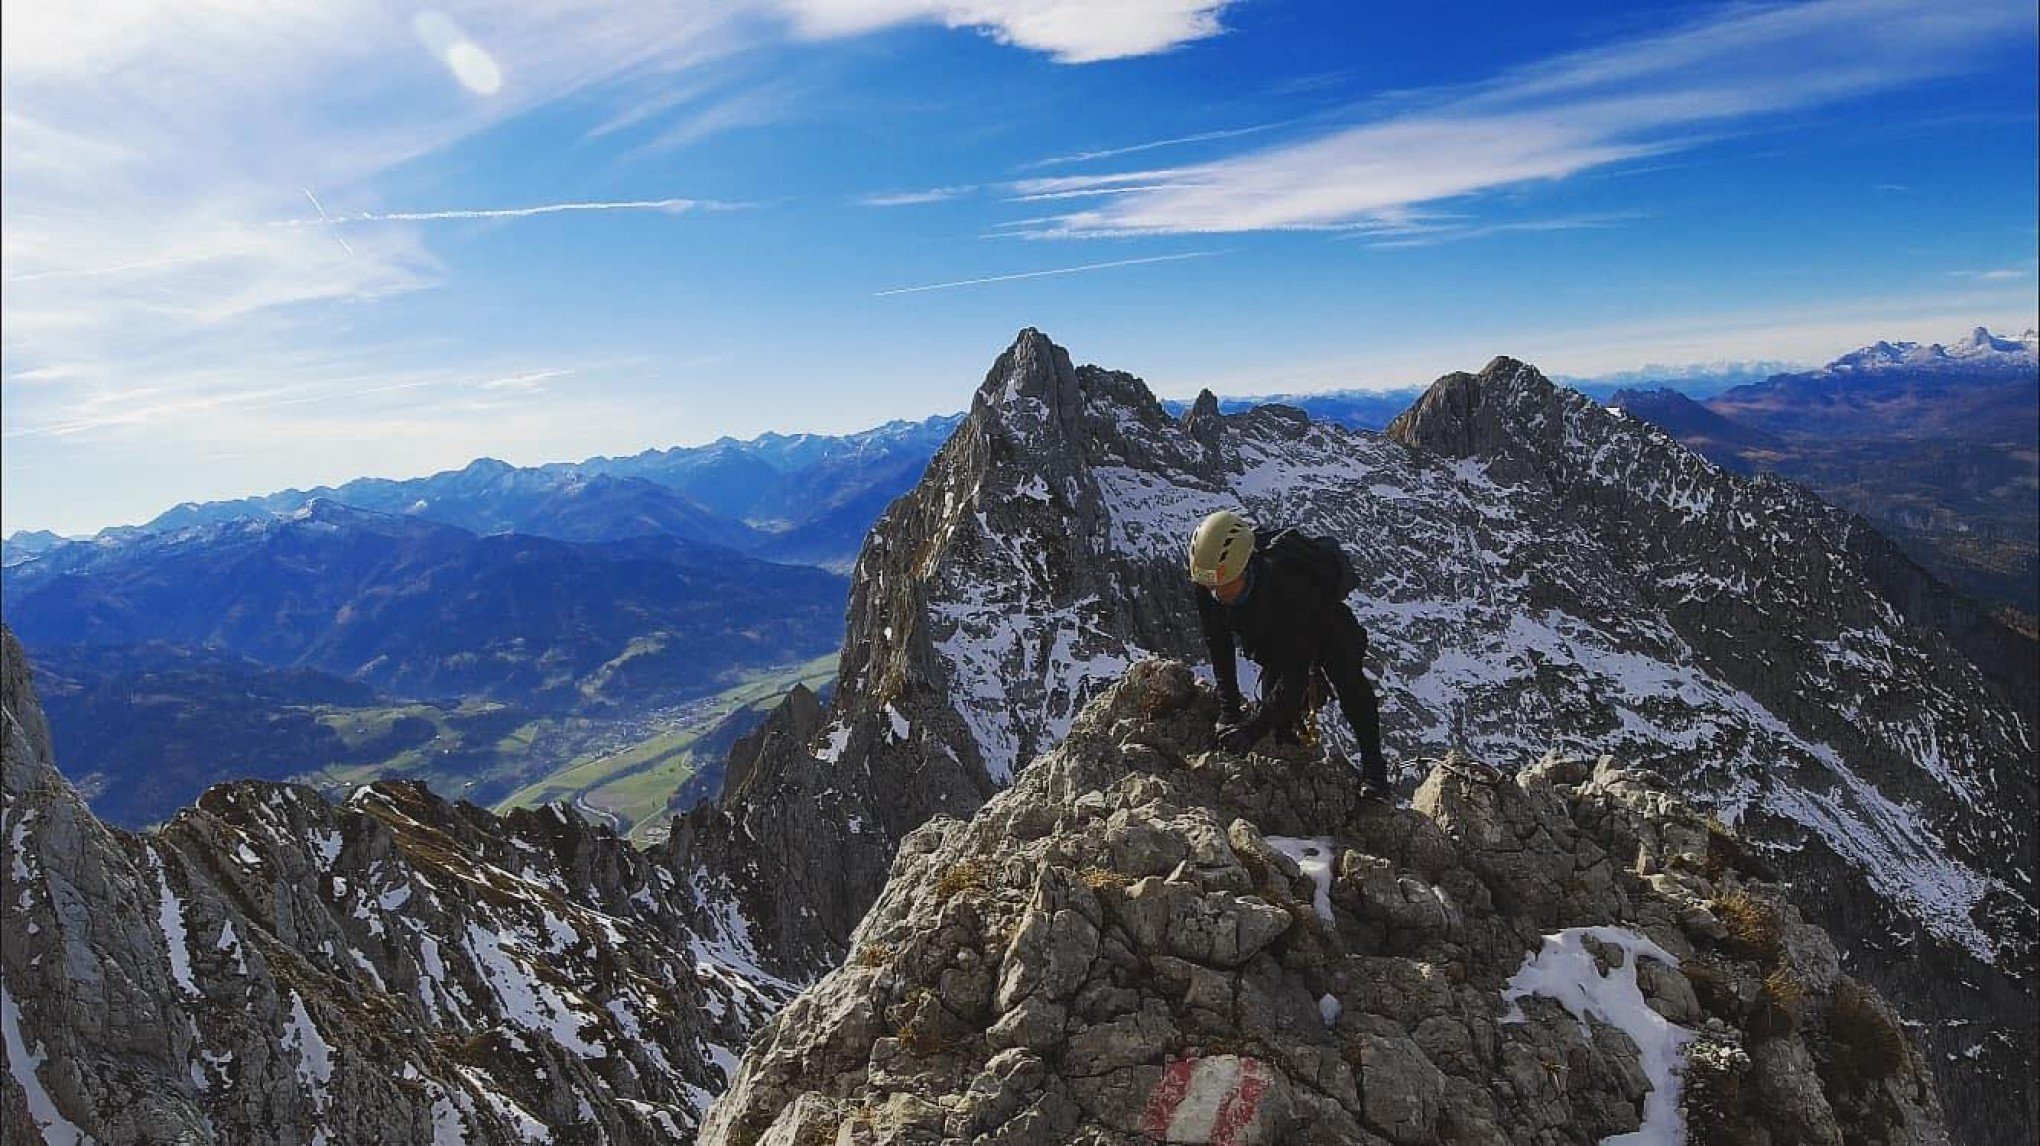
left=1195, top=537, right=1358, bottom=736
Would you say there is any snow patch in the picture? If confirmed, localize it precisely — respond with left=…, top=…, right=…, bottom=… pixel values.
left=3, top=983, right=91, bottom=1145
left=1501, top=927, right=1695, bottom=1146
left=1265, top=836, right=1336, bottom=926
left=815, top=721, right=852, bottom=764
left=148, top=849, right=200, bottom=997
left=464, top=923, right=608, bottom=1058
left=281, top=991, right=335, bottom=1115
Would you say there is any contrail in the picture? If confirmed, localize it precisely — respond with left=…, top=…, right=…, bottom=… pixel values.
left=1020, top=122, right=1292, bottom=169
left=296, top=198, right=714, bottom=224
left=302, top=188, right=355, bottom=256
left=874, top=251, right=1217, bottom=297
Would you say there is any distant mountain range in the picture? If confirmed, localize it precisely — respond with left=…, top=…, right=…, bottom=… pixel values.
left=5, top=414, right=962, bottom=574
left=3, top=501, right=846, bottom=714
left=1615, top=326, right=2038, bottom=626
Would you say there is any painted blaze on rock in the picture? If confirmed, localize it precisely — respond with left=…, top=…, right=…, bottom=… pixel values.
left=1140, top=1055, right=1284, bottom=1145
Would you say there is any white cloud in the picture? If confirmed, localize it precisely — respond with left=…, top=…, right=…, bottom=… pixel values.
left=1022, top=0, right=2037, bottom=235
left=773, top=0, right=1233, bottom=63
left=1949, top=268, right=2033, bottom=281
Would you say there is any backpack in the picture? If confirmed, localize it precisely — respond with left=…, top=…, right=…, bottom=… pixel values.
left=1258, top=528, right=1360, bottom=599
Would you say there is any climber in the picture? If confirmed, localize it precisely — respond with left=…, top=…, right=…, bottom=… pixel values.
left=1188, top=509, right=1393, bottom=800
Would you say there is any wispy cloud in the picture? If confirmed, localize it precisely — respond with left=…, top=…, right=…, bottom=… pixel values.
left=1949, top=268, right=2032, bottom=281
left=1016, top=0, right=2036, bottom=236
left=861, top=185, right=980, bottom=207
left=873, top=250, right=1216, bottom=295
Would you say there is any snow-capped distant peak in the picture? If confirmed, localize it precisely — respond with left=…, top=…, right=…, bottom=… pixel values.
left=1825, top=326, right=2037, bottom=373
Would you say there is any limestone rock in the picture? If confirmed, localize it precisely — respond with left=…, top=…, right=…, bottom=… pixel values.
left=700, top=660, right=1950, bottom=1145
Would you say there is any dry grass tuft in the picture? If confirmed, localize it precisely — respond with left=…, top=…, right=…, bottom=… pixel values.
left=1762, top=966, right=1805, bottom=1010
left=934, top=857, right=990, bottom=901
left=1711, top=889, right=1783, bottom=961
left=1080, top=867, right=1131, bottom=893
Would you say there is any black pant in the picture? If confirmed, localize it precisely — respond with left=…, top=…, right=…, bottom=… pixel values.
left=1265, top=606, right=1388, bottom=785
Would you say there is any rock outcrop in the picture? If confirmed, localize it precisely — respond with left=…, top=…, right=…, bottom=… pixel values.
left=702, top=659, right=1948, bottom=1145
left=2, top=624, right=792, bottom=1143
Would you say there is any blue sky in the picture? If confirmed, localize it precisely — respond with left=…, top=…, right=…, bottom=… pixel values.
left=4, top=0, right=2036, bottom=535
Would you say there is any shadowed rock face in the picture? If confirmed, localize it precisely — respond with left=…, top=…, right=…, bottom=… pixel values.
left=700, top=660, right=1948, bottom=1146
left=1, top=624, right=794, bottom=1144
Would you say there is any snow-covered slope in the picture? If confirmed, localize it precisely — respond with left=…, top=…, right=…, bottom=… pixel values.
left=711, top=329, right=2034, bottom=1142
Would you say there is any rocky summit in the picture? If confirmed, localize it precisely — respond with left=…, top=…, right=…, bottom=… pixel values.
left=701, top=659, right=1947, bottom=1145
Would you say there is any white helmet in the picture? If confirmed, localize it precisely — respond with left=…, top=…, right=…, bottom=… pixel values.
left=1189, top=510, right=1255, bottom=586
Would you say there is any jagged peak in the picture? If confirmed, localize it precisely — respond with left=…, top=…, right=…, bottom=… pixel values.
left=968, top=328, right=1174, bottom=444
left=974, top=326, right=1078, bottom=410
left=1387, top=354, right=1604, bottom=457
left=1181, top=387, right=1224, bottom=447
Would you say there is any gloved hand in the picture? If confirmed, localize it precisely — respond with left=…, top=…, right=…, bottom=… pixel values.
left=1215, top=720, right=1262, bottom=753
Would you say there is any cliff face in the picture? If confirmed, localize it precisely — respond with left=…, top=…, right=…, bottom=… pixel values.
left=1, top=624, right=792, bottom=1144
left=701, top=659, right=1947, bottom=1145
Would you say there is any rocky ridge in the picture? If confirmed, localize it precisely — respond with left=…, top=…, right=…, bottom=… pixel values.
left=2, top=624, right=791, bottom=1144
left=692, top=330, right=2033, bottom=1139
left=701, top=659, right=1948, bottom=1145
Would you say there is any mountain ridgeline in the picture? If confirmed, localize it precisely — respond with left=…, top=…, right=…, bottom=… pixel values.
left=4, top=329, right=2035, bottom=1143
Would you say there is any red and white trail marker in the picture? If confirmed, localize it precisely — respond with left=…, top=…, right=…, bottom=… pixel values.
left=1138, top=1055, right=1276, bottom=1145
